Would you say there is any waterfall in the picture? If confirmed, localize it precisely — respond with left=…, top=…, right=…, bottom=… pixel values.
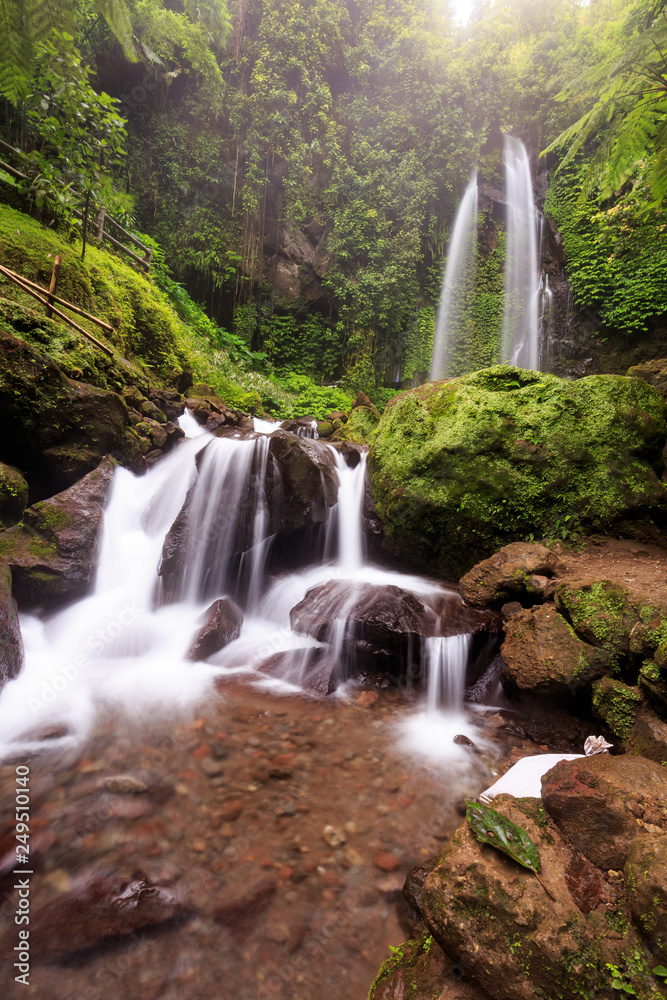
left=0, top=416, right=490, bottom=761
left=502, top=136, right=540, bottom=370
left=429, top=173, right=478, bottom=380
left=425, top=634, right=471, bottom=714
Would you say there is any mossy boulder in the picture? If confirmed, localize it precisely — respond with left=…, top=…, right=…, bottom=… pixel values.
left=332, top=406, right=379, bottom=446
left=501, top=604, right=605, bottom=697
left=368, top=366, right=667, bottom=579
left=627, top=705, right=667, bottom=766
left=639, top=657, right=667, bottom=715
left=0, top=461, right=28, bottom=529
left=0, top=327, right=128, bottom=498
left=0, top=457, right=116, bottom=609
left=418, top=794, right=644, bottom=1000
left=592, top=676, right=644, bottom=740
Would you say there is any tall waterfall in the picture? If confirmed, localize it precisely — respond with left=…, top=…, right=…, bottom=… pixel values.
left=501, top=135, right=540, bottom=370
left=429, top=174, right=478, bottom=380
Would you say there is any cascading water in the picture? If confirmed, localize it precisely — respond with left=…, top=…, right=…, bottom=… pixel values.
left=0, top=417, right=490, bottom=762
left=502, top=135, right=540, bottom=369
left=429, top=173, right=478, bottom=380
left=425, top=633, right=471, bottom=714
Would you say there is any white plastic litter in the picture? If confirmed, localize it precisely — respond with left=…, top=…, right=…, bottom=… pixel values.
left=479, top=754, right=583, bottom=803
left=478, top=734, right=612, bottom=804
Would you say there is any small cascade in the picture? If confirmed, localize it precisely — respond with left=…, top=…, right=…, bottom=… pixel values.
left=325, top=449, right=367, bottom=572
left=296, top=420, right=319, bottom=439
left=178, top=434, right=274, bottom=606
left=425, top=634, right=471, bottom=714
left=429, top=173, right=478, bottom=380
left=502, top=136, right=540, bottom=370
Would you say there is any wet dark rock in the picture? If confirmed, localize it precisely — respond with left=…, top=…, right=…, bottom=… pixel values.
left=541, top=754, right=667, bottom=869
left=257, top=647, right=334, bottom=695
left=186, top=598, right=243, bottom=661
left=0, top=456, right=116, bottom=609
left=402, top=858, right=440, bottom=920
left=0, top=560, right=23, bottom=688
left=453, top=734, right=476, bottom=747
left=0, top=328, right=128, bottom=499
left=290, top=580, right=500, bottom=681
left=28, top=874, right=189, bottom=960
left=158, top=431, right=338, bottom=602
left=460, top=543, right=565, bottom=609
left=500, top=604, right=605, bottom=697
left=501, top=600, right=523, bottom=620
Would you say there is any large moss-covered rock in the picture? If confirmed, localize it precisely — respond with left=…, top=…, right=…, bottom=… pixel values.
left=592, top=676, right=644, bottom=740
left=0, top=456, right=116, bottom=609
left=626, top=834, right=667, bottom=963
left=0, top=328, right=128, bottom=498
left=368, top=366, right=667, bottom=579
left=418, top=795, right=644, bottom=1000
left=501, top=604, right=604, bottom=697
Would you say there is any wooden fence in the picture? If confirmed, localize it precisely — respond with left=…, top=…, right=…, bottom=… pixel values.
left=0, top=138, right=152, bottom=272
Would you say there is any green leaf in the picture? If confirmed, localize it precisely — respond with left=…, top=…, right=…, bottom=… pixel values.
left=653, top=967, right=667, bottom=979
left=466, top=801, right=542, bottom=874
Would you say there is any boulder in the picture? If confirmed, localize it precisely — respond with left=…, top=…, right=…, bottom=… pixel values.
left=591, top=676, right=643, bottom=740
left=639, top=657, right=667, bottom=715
left=0, top=560, right=23, bottom=688
left=627, top=704, right=667, bottom=765
left=0, top=461, right=28, bottom=529
left=290, top=580, right=499, bottom=680
left=0, top=456, right=116, bottom=609
left=368, top=365, right=667, bottom=579
left=352, top=390, right=380, bottom=418
left=459, top=542, right=565, bottom=609
left=625, top=833, right=667, bottom=962
left=555, top=579, right=642, bottom=666
left=186, top=598, right=243, bottom=661
left=158, top=431, right=338, bottom=602
left=0, top=328, right=128, bottom=499
left=419, top=795, right=641, bottom=1000
left=500, top=604, right=604, bottom=697
left=541, top=754, right=667, bottom=870
left=627, top=358, right=667, bottom=404
left=333, top=406, right=379, bottom=446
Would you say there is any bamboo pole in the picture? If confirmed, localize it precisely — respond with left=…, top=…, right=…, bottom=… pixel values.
left=0, top=265, right=114, bottom=356
left=45, top=255, right=61, bottom=318
left=0, top=266, right=114, bottom=333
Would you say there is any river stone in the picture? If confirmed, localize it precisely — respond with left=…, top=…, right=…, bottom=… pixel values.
left=419, top=795, right=641, bottom=1000
left=500, top=604, right=604, bottom=697
left=0, top=560, right=24, bottom=688
left=459, top=542, right=565, bottom=609
left=0, top=327, right=128, bottom=499
left=186, top=598, right=243, bottom=661
left=26, top=873, right=189, bottom=959
left=368, top=365, right=667, bottom=579
left=541, top=754, right=667, bottom=870
left=625, top=833, right=667, bottom=962
left=0, top=456, right=116, bottom=609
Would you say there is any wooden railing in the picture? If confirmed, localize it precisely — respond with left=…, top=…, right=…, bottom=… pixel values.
left=0, top=138, right=152, bottom=272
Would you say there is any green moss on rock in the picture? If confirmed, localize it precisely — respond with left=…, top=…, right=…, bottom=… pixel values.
left=0, top=461, right=28, bottom=529
left=592, top=676, right=643, bottom=739
left=368, top=365, right=667, bottom=578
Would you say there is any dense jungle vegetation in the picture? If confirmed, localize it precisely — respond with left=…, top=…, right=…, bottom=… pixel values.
left=0, top=0, right=666, bottom=414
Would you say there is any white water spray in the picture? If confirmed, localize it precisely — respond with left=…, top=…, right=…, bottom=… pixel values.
left=502, top=136, right=540, bottom=369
